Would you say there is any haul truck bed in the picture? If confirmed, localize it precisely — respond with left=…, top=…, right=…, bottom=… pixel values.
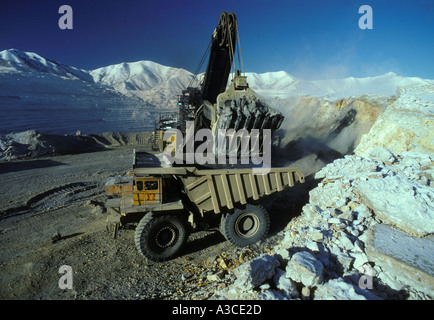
left=177, top=167, right=304, bottom=215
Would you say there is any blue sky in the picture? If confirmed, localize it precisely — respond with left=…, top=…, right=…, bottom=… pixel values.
left=1, top=0, right=433, bottom=79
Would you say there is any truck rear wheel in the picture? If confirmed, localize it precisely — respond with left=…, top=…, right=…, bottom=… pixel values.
left=134, top=213, right=188, bottom=262
left=222, top=204, right=270, bottom=247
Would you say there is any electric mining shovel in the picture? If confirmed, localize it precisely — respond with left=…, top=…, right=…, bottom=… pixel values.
left=153, top=11, right=284, bottom=162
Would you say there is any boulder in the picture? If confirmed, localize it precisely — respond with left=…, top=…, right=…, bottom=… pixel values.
left=354, top=173, right=434, bottom=237
left=285, top=251, right=324, bottom=287
left=232, top=254, right=280, bottom=289
left=365, top=224, right=434, bottom=297
left=272, top=268, right=299, bottom=299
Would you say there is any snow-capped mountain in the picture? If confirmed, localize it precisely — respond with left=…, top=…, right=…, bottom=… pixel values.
left=91, top=60, right=193, bottom=92
left=0, top=48, right=433, bottom=136
left=245, top=70, right=433, bottom=100
left=0, top=49, right=151, bottom=135
left=0, top=49, right=92, bottom=82
left=90, top=60, right=196, bottom=106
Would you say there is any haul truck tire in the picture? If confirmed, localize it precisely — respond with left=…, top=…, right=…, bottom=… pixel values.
left=222, top=204, right=270, bottom=247
left=134, top=213, right=188, bottom=262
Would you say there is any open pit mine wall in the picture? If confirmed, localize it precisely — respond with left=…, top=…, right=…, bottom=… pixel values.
left=270, top=94, right=390, bottom=162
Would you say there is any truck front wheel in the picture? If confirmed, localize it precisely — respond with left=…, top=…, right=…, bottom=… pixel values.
left=134, top=213, right=188, bottom=262
left=222, top=204, right=270, bottom=247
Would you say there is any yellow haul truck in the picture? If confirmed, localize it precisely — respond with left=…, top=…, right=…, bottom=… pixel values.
left=105, top=152, right=305, bottom=262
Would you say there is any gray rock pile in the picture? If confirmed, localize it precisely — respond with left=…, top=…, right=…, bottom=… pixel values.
left=0, top=130, right=55, bottom=160
left=0, top=130, right=153, bottom=161
left=0, top=130, right=102, bottom=161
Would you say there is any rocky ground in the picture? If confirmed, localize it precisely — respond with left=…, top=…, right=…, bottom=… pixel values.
left=0, top=140, right=313, bottom=300
left=213, top=151, right=433, bottom=300
left=0, top=85, right=432, bottom=300
left=212, top=86, right=434, bottom=300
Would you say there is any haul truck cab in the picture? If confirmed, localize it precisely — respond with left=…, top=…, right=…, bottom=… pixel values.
left=134, top=177, right=161, bottom=205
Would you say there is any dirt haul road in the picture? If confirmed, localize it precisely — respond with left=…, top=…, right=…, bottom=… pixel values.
left=0, top=145, right=312, bottom=300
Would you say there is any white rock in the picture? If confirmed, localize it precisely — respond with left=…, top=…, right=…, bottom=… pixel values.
left=367, top=146, right=396, bottom=163
left=275, top=248, right=291, bottom=261
left=305, top=241, right=320, bottom=253
left=233, top=254, right=280, bottom=289
left=273, top=268, right=299, bottom=299
left=329, top=217, right=341, bottom=224
left=364, top=224, right=434, bottom=297
left=353, top=203, right=371, bottom=220
left=348, top=226, right=360, bottom=237
left=310, top=231, right=324, bottom=243
left=315, top=155, right=380, bottom=180
left=280, top=231, right=294, bottom=248
left=285, top=251, right=324, bottom=287
left=309, top=179, right=353, bottom=209
left=352, top=239, right=365, bottom=253
left=336, top=231, right=355, bottom=251
left=328, top=242, right=342, bottom=256
left=336, top=252, right=354, bottom=273
left=259, top=289, right=292, bottom=300
left=313, top=278, right=381, bottom=300
left=354, top=173, right=434, bottom=237
left=259, top=283, right=270, bottom=291
left=349, top=252, right=370, bottom=269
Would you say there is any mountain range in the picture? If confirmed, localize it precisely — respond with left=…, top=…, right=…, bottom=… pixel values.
left=1, top=48, right=433, bottom=135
